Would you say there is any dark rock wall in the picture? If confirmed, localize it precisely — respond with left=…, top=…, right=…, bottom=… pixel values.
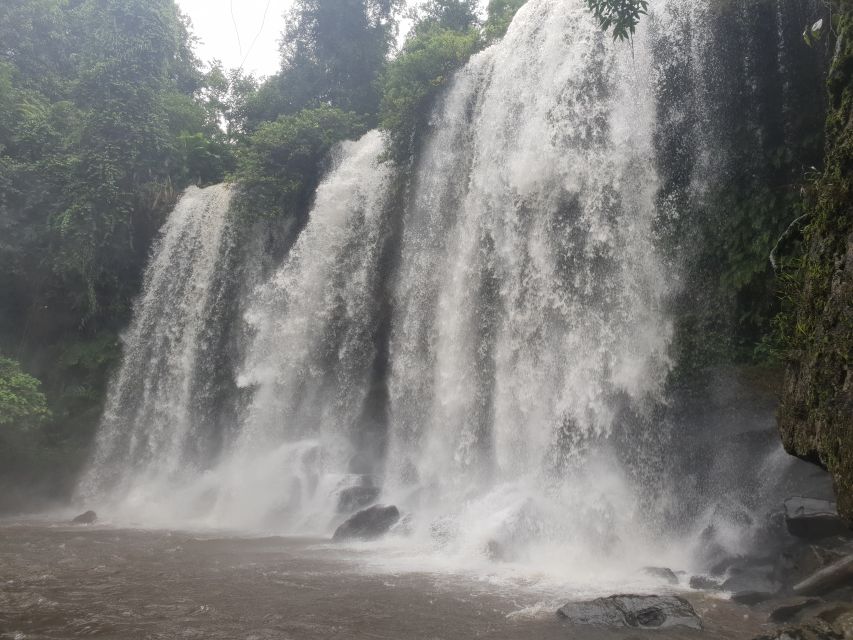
left=779, top=7, right=853, bottom=526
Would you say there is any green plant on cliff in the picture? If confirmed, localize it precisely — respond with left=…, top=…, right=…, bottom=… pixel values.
left=234, top=107, right=366, bottom=220
left=778, top=4, right=853, bottom=525
left=0, top=0, right=229, bottom=510
left=483, top=0, right=528, bottom=41
left=380, top=22, right=482, bottom=163
left=0, top=356, right=49, bottom=429
left=584, top=0, right=648, bottom=41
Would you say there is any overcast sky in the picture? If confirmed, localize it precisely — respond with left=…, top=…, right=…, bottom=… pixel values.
left=176, top=0, right=290, bottom=78
left=175, top=0, right=486, bottom=80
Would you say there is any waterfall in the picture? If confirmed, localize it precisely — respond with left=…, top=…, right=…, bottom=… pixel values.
left=78, top=0, right=820, bottom=586
left=380, top=0, right=675, bottom=575
left=201, top=131, right=394, bottom=531
left=79, top=184, right=237, bottom=503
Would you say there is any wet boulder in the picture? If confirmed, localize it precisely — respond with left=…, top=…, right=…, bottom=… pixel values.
left=784, top=498, right=850, bottom=540
left=336, top=485, right=380, bottom=514
left=72, top=510, right=97, bottom=524
left=794, top=555, right=853, bottom=596
left=723, top=564, right=782, bottom=604
left=752, top=619, right=842, bottom=640
left=689, top=575, right=723, bottom=591
left=641, top=566, right=679, bottom=585
left=332, top=505, right=400, bottom=542
left=767, top=598, right=822, bottom=624
left=557, top=595, right=702, bottom=630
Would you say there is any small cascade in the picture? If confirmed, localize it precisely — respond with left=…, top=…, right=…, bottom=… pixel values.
left=79, top=184, right=237, bottom=504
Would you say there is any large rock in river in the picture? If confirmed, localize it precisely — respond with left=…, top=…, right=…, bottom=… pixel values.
left=336, top=485, right=380, bottom=514
left=557, top=595, right=702, bottom=630
left=332, top=505, right=400, bottom=542
left=72, top=510, right=97, bottom=524
left=784, top=497, right=849, bottom=540
left=794, top=554, right=853, bottom=596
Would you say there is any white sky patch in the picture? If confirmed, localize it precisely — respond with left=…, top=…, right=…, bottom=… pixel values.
left=176, top=0, right=290, bottom=79
left=176, top=0, right=491, bottom=79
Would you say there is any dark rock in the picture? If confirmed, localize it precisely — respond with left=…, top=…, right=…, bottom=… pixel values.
left=752, top=619, right=842, bottom=640
left=72, top=510, right=97, bottom=524
left=642, top=567, right=679, bottom=585
left=484, top=539, right=505, bottom=561
left=732, top=591, right=777, bottom=606
left=332, top=505, right=400, bottom=542
left=778, top=544, right=848, bottom=588
left=768, top=598, right=822, bottom=623
left=785, top=498, right=850, bottom=540
left=794, top=555, right=853, bottom=596
left=336, top=485, right=380, bottom=514
left=723, top=564, right=782, bottom=604
left=690, top=575, right=723, bottom=590
left=557, top=595, right=702, bottom=630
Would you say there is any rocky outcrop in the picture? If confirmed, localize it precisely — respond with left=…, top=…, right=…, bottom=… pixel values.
left=794, top=555, right=853, bottom=596
left=336, top=485, right=380, bottom=514
left=332, top=505, right=400, bottom=541
left=785, top=498, right=850, bottom=540
left=779, top=9, right=853, bottom=528
left=72, top=510, right=97, bottom=524
left=557, top=595, right=702, bottom=630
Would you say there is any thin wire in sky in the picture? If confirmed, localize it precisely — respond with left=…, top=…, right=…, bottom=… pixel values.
left=230, top=0, right=244, bottom=58
left=238, top=0, right=274, bottom=74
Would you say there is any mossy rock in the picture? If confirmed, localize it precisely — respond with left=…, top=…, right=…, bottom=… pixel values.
left=779, top=9, right=853, bottom=527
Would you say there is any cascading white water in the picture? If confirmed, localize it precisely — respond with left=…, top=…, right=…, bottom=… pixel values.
left=77, top=0, right=814, bottom=590
left=80, top=132, right=394, bottom=528
left=199, top=131, right=394, bottom=531
left=79, top=184, right=236, bottom=503
left=378, top=0, right=677, bottom=580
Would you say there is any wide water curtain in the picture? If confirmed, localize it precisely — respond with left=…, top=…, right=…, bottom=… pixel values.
left=82, top=0, right=677, bottom=552
left=383, top=0, right=672, bottom=560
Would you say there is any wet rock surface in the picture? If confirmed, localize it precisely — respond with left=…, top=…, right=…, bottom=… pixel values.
left=794, top=555, right=853, bottom=596
left=723, top=564, right=782, bottom=604
left=336, top=485, right=380, bottom=514
left=72, top=510, right=97, bottom=524
left=785, top=498, right=850, bottom=540
left=332, top=504, right=400, bottom=541
left=642, top=567, right=680, bottom=585
left=690, top=575, right=723, bottom=590
left=768, top=598, right=822, bottom=623
left=557, top=595, right=702, bottom=630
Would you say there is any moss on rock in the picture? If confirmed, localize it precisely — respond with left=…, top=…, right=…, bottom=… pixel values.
left=779, top=7, right=853, bottom=526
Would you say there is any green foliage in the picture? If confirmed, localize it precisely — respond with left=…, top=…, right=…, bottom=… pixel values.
left=240, top=0, right=401, bottom=132
left=778, top=5, right=853, bottom=524
left=380, top=23, right=482, bottom=163
left=0, top=356, right=49, bottom=428
left=234, top=107, right=366, bottom=219
left=484, top=0, right=528, bottom=41
left=0, top=0, right=231, bottom=509
left=584, top=0, right=648, bottom=41
left=410, top=0, right=480, bottom=34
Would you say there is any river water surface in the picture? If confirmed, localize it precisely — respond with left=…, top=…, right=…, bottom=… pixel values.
left=0, top=521, right=775, bottom=639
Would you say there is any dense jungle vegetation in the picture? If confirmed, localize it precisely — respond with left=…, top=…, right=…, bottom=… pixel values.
left=0, top=0, right=844, bottom=511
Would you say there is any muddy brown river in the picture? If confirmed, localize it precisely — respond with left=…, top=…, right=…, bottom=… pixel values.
left=0, top=522, right=775, bottom=639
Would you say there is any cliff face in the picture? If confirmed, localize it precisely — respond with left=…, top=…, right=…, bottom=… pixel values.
left=779, top=9, right=853, bottom=526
